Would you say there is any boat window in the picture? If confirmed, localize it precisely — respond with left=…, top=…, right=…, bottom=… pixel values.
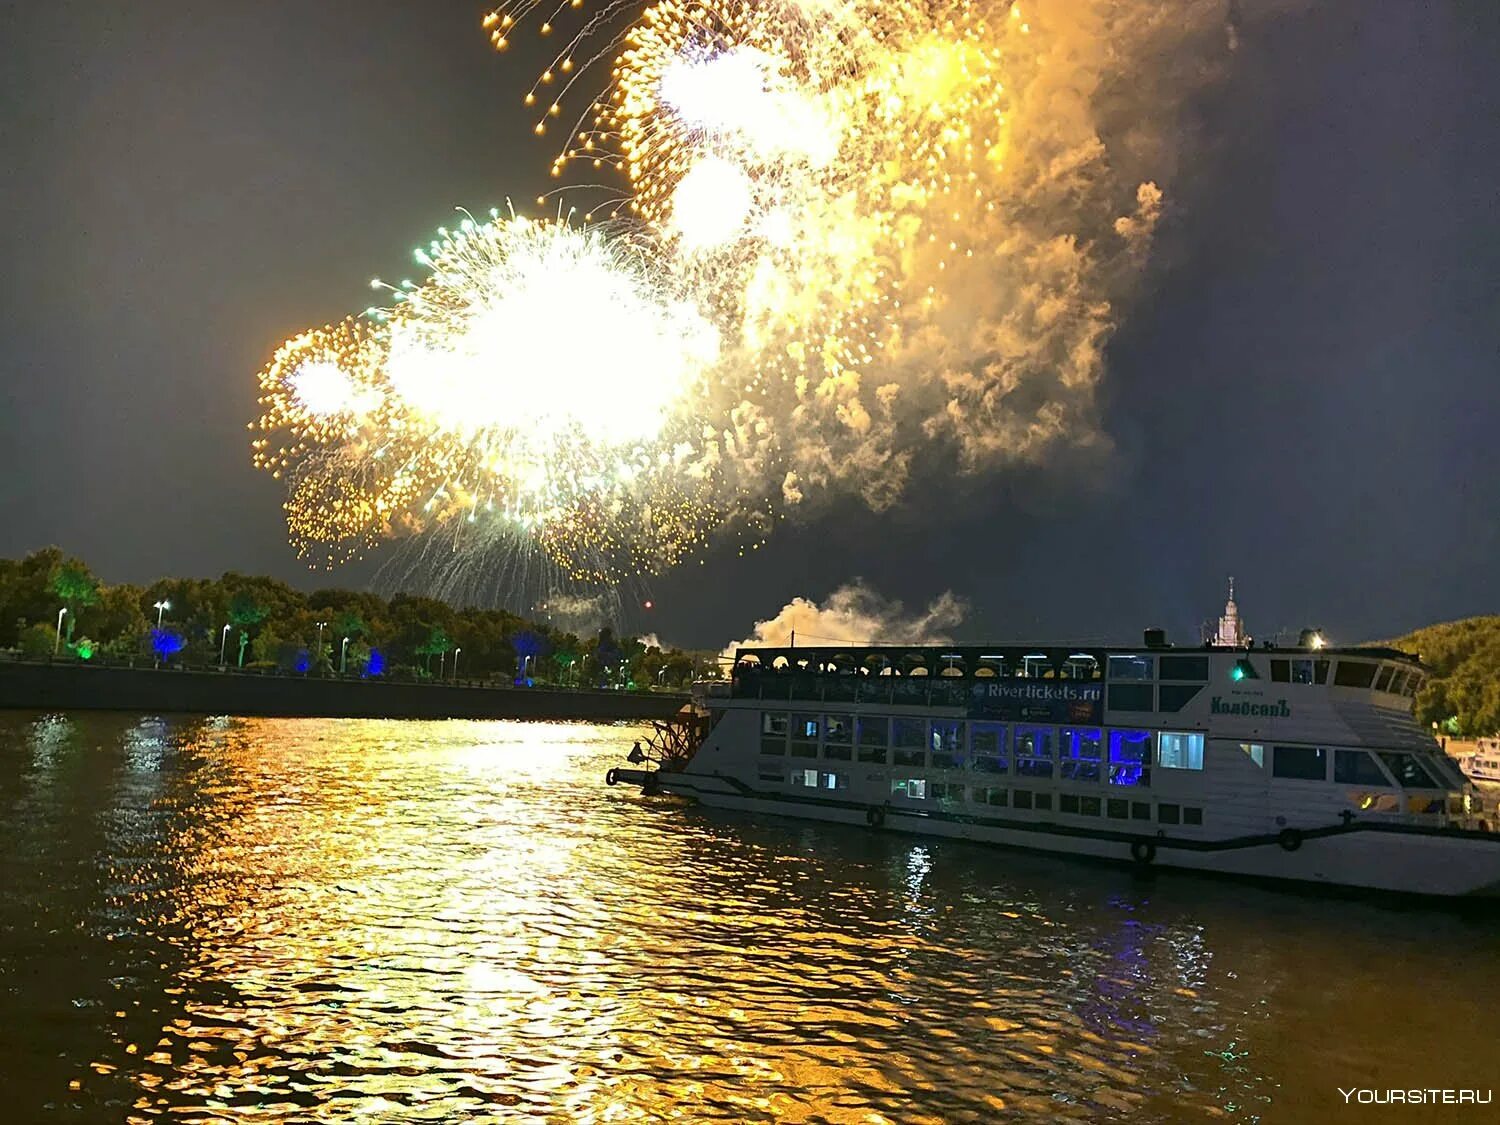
left=1015, top=726, right=1055, bottom=778
left=1387, top=670, right=1409, bottom=696
left=1333, top=661, right=1377, bottom=689
left=893, top=717, right=926, bottom=749
left=891, top=778, right=928, bottom=799
left=1184, top=807, right=1203, bottom=825
left=824, top=716, right=852, bottom=743
left=856, top=717, right=888, bottom=747
left=1378, top=752, right=1440, bottom=789
left=976, top=786, right=1009, bottom=807
left=1407, top=794, right=1444, bottom=815
left=757, top=767, right=782, bottom=783
left=931, top=719, right=965, bottom=754
left=930, top=781, right=963, bottom=800
left=1108, top=729, right=1152, bottom=787
left=1107, top=684, right=1154, bottom=712
left=1240, top=742, right=1265, bottom=768
left=1350, top=791, right=1400, bottom=813
left=1405, top=674, right=1424, bottom=697
left=893, top=746, right=926, bottom=768
left=1157, top=732, right=1205, bottom=770
left=1425, top=753, right=1466, bottom=788
left=1314, top=660, right=1330, bottom=684
left=1272, top=745, right=1327, bottom=781
left=1080, top=795, right=1102, bottom=816
left=762, top=712, right=789, bottom=736
left=1158, top=684, right=1204, bottom=713
left=821, top=771, right=848, bottom=790
left=1059, top=727, right=1102, bottom=781
left=1373, top=666, right=1396, bottom=693
left=790, top=741, right=818, bottom=759
left=1107, top=798, right=1129, bottom=819
left=857, top=745, right=888, bottom=765
left=1291, top=660, right=1316, bottom=685
left=793, top=714, right=820, bottom=740
left=1108, top=655, right=1154, bottom=680
left=1013, top=789, right=1034, bottom=809
left=822, top=743, right=852, bottom=761
left=1034, top=792, right=1053, bottom=811
left=1158, top=803, right=1181, bottom=825
left=1270, top=659, right=1290, bottom=683
left=1132, top=801, right=1152, bottom=820
left=1334, top=749, right=1392, bottom=787
left=970, top=722, right=1008, bottom=774
left=1160, top=656, right=1208, bottom=681
left=792, top=768, right=820, bottom=788
left=1059, top=793, right=1079, bottom=814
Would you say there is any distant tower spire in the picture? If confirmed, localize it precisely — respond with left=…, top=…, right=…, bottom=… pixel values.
left=1215, top=577, right=1245, bottom=647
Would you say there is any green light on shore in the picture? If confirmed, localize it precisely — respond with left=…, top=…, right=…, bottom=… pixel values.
left=76, top=641, right=94, bottom=661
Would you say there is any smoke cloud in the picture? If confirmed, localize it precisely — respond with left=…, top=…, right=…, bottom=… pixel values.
left=722, top=580, right=968, bottom=661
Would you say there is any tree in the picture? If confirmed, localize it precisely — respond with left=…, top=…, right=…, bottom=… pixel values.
left=50, top=560, right=100, bottom=644
left=1393, top=616, right=1500, bottom=736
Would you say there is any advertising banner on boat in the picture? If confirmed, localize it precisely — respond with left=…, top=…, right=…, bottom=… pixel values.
left=967, top=680, right=1103, bottom=724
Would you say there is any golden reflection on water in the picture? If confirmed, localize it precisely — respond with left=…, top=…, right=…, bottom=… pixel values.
left=1, top=714, right=1498, bottom=1122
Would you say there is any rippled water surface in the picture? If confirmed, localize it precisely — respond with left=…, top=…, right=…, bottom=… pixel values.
left=1, top=713, right=1497, bottom=1122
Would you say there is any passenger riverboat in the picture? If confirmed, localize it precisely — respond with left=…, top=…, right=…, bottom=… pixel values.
left=1463, top=739, right=1500, bottom=784
left=610, top=593, right=1500, bottom=897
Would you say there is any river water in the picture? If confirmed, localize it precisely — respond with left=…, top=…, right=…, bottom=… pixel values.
left=0, top=713, right=1494, bottom=1123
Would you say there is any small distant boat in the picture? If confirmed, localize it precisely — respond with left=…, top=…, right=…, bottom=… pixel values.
left=1463, top=739, right=1500, bottom=784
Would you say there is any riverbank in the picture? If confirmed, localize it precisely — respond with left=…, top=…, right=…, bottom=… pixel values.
left=0, top=661, right=688, bottom=721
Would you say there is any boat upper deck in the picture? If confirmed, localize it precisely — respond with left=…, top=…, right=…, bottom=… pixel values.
left=726, top=641, right=1429, bottom=714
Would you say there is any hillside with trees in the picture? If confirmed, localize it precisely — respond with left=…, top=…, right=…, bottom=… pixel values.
left=1392, top=616, right=1500, bottom=737
left=0, top=548, right=711, bottom=689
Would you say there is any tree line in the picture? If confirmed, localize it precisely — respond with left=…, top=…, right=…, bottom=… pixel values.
left=1393, top=615, right=1500, bottom=737
left=0, top=548, right=712, bottom=689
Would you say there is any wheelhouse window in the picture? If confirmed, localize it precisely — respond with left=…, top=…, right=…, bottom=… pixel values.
left=1108, top=729, right=1152, bottom=787
left=1239, top=742, right=1265, bottom=769
left=1060, top=727, right=1103, bottom=782
left=1158, top=684, right=1204, bottom=712
left=1271, top=659, right=1290, bottom=683
left=1333, top=661, right=1377, bottom=689
left=1108, top=655, right=1154, bottom=680
left=1292, top=659, right=1317, bottom=685
left=970, top=722, right=1007, bottom=774
left=1159, top=656, right=1208, bottom=681
left=1377, top=752, right=1440, bottom=789
left=1373, top=666, right=1396, bottom=693
left=1272, top=746, right=1327, bottom=781
left=1157, top=732, right=1205, bottom=771
left=1387, top=670, right=1409, bottom=696
left=1334, top=749, right=1392, bottom=786
left=1107, top=684, right=1154, bottom=712
left=1014, top=726, right=1055, bottom=779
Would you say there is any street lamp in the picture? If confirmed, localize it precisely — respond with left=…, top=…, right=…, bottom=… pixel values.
left=316, top=621, right=327, bottom=668
left=453, top=647, right=462, bottom=680
left=219, top=624, right=231, bottom=666
left=340, top=636, right=351, bottom=674
left=153, top=599, right=171, bottom=627
left=438, top=649, right=447, bottom=679
left=54, top=607, right=68, bottom=655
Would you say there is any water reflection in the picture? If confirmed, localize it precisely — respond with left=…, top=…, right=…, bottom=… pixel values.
left=0, top=714, right=1496, bottom=1122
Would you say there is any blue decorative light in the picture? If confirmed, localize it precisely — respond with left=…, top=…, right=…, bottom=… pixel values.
left=294, top=649, right=311, bottom=674
left=150, top=628, right=185, bottom=660
left=365, top=648, right=385, bottom=677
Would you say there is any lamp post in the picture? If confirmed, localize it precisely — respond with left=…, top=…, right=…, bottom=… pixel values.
left=453, top=647, right=461, bottom=681
left=54, top=608, right=68, bottom=655
left=219, top=624, right=231, bottom=666
left=153, top=599, right=171, bottom=627
left=438, top=649, right=446, bottom=680
left=340, top=636, right=351, bottom=674
left=316, top=621, right=327, bottom=671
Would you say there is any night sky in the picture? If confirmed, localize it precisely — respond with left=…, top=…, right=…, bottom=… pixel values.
left=1, top=1, right=1496, bottom=648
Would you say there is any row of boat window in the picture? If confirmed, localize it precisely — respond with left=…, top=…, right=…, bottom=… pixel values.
left=759, top=713, right=1459, bottom=791
left=759, top=712, right=1195, bottom=787
left=761, top=766, right=1207, bottom=825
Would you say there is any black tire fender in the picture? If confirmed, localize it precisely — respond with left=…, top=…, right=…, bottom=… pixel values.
left=866, top=804, right=886, bottom=829
left=1278, top=827, right=1304, bottom=852
left=1130, top=838, right=1156, bottom=865
left=605, top=768, right=619, bottom=787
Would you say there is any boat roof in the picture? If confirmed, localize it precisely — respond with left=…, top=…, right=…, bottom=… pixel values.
left=734, top=642, right=1425, bottom=667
